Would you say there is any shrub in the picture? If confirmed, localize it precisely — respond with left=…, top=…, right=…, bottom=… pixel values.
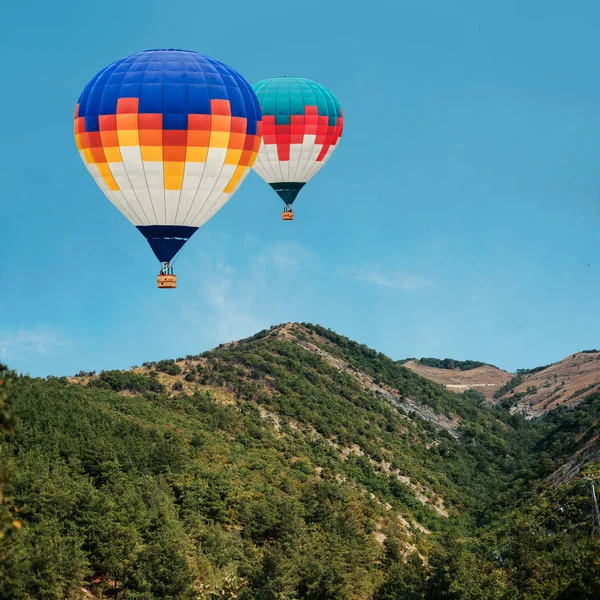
left=88, top=370, right=165, bottom=394
left=155, top=359, right=182, bottom=376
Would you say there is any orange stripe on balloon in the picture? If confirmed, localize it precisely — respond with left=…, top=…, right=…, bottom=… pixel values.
left=116, top=97, right=139, bottom=114
left=211, top=99, right=231, bottom=115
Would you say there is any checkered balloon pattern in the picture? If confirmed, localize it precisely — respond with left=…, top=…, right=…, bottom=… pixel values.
left=251, top=77, right=343, bottom=186
left=74, top=49, right=262, bottom=263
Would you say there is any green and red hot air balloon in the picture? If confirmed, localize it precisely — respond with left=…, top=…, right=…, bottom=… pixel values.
left=251, top=77, right=344, bottom=220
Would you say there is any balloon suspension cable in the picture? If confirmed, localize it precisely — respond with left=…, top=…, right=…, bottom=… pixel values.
left=169, top=234, right=193, bottom=266
left=284, top=203, right=293, bottom=213
left=170, top=249, right=183, bottom=267
left=159, top=262, right=174, bottom=276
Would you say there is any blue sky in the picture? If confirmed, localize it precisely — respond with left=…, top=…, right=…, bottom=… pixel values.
left=1, top=0, right=599, bottom=376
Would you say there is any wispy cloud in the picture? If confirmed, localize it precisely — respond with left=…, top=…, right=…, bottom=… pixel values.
left=261, top=241, right=314, bottom=269
left=0, top=327, right=67, bottom=361
left=180, top=239, right=316, bottom=345
left=187, top=264, right=264, bottom=344
left=346, top=265, right=433, bottom=292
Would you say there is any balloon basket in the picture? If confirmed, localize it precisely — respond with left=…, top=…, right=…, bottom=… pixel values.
left=282, top=211, right=294, bottom=221
left=157, top=274, right=177, bottom=289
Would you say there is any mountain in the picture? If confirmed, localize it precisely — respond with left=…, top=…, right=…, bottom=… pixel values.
left=1, top=323, right=599, bottom=600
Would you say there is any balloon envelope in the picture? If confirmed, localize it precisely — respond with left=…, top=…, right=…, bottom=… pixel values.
left=75, top=49, right=262, bottom=263
left=251, top=77, right=343, bottom=206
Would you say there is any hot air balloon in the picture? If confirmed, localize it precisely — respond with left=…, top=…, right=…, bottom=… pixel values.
left=251, top=77, right=343, bottom=220
left=74, top=49, right=262, bottom=288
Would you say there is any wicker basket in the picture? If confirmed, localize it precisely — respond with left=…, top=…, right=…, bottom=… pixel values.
left=157, top=274, right=177, bottom=289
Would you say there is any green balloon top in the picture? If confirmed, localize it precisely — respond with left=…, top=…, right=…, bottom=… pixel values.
left=253, top=77, right=342, bottom=126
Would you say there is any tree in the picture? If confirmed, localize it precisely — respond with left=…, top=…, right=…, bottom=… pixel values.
left=0, top=363, right=17, bottom=539
left=373, top=553, right=427, bottom=600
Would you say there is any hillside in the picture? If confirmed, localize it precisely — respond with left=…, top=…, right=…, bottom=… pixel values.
left=402, top=360, right=512, bottom=401
left=1, top=323, right=600, bottom=599
left=497, top=352, right=600, bottom=418
left=403, top=351, right=600, bottom=417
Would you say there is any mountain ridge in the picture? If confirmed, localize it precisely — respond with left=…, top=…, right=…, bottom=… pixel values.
left=70, top=323, right=598, bottom=420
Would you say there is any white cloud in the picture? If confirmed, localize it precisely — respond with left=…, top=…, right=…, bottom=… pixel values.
left=0, top=327, right=66, bottom=361
left=180, top=239, right=316, bottom=345
left=187, top=267, right=264, bottom=344
left=258, top=240, right=314, bottom=269
left=347, top=265, right=433, bottom=292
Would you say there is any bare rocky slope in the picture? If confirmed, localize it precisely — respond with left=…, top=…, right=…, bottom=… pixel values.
left=402, top=360, right=513, bottom=401
left=503, top=352, right=600, bottom=418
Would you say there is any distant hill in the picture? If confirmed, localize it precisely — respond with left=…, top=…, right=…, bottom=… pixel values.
left=401, top=351, right=600, bottom=416
left=1, top=324, right=599, bottom=599
left=416, top=358, right=496, bottom=371
left=402, top=360, right=513, bottom=401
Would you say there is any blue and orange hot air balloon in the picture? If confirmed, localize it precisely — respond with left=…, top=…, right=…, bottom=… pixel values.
left=74, top=49, right=262, bottom=288
left=251, top=77, right=343, bottom=220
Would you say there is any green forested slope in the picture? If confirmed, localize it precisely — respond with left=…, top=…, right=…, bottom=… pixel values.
left=0, top=323, right=599, bottom=599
